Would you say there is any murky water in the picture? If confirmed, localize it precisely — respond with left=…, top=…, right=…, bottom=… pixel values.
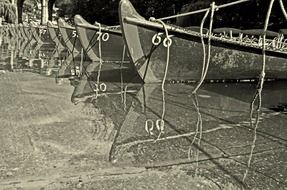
left=1, top=30, right=287, bottom=189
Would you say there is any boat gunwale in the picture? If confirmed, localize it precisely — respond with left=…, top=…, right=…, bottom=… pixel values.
left=76, top=22, right=122, bottom=35
left=123, top=16, right=287, bottom=57
left=47, top=21, right=59, bottom=29
left=58, top=19, right=76, bottom=30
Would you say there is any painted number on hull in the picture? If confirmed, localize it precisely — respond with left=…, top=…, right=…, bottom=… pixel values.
left=96, top=31, right=109, bottom=41
left=72, top=30, right=78, bottom=38
left=40, top=29, right=47, bottom=35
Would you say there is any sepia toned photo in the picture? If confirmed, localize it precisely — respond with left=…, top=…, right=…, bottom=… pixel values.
left=0, top=0, right=286, bottom=189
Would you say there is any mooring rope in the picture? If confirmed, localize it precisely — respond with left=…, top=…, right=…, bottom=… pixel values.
left=199, top=10, right=210, bottom=79
left=187, top=9, right=210, bottom=160
left=79, top=48, right=84, bottom=77
left=94, top=22, right=107, bottom=97
left=192, top=2, right=216, bottom=94
left=243, top=0, right=275, bottom=183
left=70, top=32, right=78, bottom=76
left=147, top=17, right=173, bottom=139
left=120, top=45, right=126, bottom=104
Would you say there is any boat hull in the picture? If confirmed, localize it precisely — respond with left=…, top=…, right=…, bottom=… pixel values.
left=74, top=15, right=129, bottom=63
left=58, top=19, right=82, bottom=54
left=120, top=0, right=287, bottom=83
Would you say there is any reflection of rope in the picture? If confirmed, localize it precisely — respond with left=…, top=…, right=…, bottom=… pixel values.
left=188, top=94, right=203, bottom=170
left=243, top=0, right=275, bottom=183
left=192, top=3, right=216, bottom=94
left=70, top=32, right=78, bottom=75
left=121, top=45, right=126, bottom=103
left=149, top=17, right=172, bottom=139
left=94, top=22, right=107, bottom=97
left=79, top=48, right=84, bottom=77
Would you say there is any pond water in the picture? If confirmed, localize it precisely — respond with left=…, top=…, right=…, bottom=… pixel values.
left=0, top=29, right=287, bottom=189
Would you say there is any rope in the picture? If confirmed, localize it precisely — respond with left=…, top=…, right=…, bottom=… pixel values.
left=79, top=48, right=84, bottom=77
left=70, top=32, right=78, bottom=76
left=121, top=45, right=126, bottom=103
left=94, top=22, right=106, bottom=97
left=149, top=17, right=172, bottom=139
left=123, top=85, right=128, bottom=111
left=243, top=0, right=275, bottom=182
left=188, top=94, right=203, bottom=161
left=192, top=2, right=216, bottom=94
left=84, top=30, right=99, bottom=55
left=159, top=0, right=250, bottom=21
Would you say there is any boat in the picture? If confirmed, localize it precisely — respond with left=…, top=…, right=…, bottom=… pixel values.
left=119, top=0, right=287, bottom=83
left=74, top=15, right=142, bottom=84
left=74, top=14, right=129, bottom=63
left=31, top=24, right=54, bottom=44
left=58, top=18, right=82, bottom=54
left=19, top=24, right=28, bottom=39
left=47, top=21, right=66, bottom=51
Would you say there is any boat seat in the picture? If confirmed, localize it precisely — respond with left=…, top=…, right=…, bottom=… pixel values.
left=242, top=29, right=279, bottom=38
left=185, top=26, right=209, bottom=34
left=213, top=28, right=242, bottom=35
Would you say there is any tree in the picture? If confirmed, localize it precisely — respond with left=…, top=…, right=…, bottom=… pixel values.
left=54, top=0, right=286, bottom=29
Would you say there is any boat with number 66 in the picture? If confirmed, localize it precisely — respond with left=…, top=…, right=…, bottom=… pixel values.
left=119, top=0, right=287, bottom=83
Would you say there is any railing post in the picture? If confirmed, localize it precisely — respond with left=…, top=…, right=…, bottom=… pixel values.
left=41, top=0, right=48, bottom=25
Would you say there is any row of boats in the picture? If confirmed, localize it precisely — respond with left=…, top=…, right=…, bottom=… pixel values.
left=1, top=0, right=287, bottom=84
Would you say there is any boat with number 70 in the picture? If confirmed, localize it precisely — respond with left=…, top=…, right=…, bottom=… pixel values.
left=119, top=0, right=287, bottom=83
left=74, top=14, right=130, bottom=64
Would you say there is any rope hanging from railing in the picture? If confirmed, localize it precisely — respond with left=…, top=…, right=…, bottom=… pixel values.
left=243, top=0, right=275, bottom=183
left=94, top=22, right=107, bottom=98
left=144, top=17, right=172, bottom=139
left=192, top=2, right=216, bottom=94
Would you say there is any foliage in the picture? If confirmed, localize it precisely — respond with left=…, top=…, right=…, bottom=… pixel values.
left=0, top=0, right=17, bottom=23
left=55, top=0, right=191, bottom=25
left=55, top=0, right=287, bottom=30
left=176, top=0, right=287, bottom=30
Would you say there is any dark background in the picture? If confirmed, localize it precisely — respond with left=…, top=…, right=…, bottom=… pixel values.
left=56, top=0, right=287, bottom=31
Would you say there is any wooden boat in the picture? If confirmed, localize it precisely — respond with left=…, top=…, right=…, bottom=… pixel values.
left=19, top=24, right=28, bottom=39
left=22, top=23, right=35, bottom=42
left=30, top=24, right=53, bottom=44
left=57, top=18, right=84, bottom=79
left=47, top=21, right=66, bottom=51
left=74, top=14, right=129, bottom=63
left=58, top=18, right=82, bottom=54
left=119, top=0, right=287, bottom=83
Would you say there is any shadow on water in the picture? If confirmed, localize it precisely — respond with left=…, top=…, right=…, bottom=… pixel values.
left=69, top=60, right=287, bottom=188
left=1, top=27, right=287, bottom=189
